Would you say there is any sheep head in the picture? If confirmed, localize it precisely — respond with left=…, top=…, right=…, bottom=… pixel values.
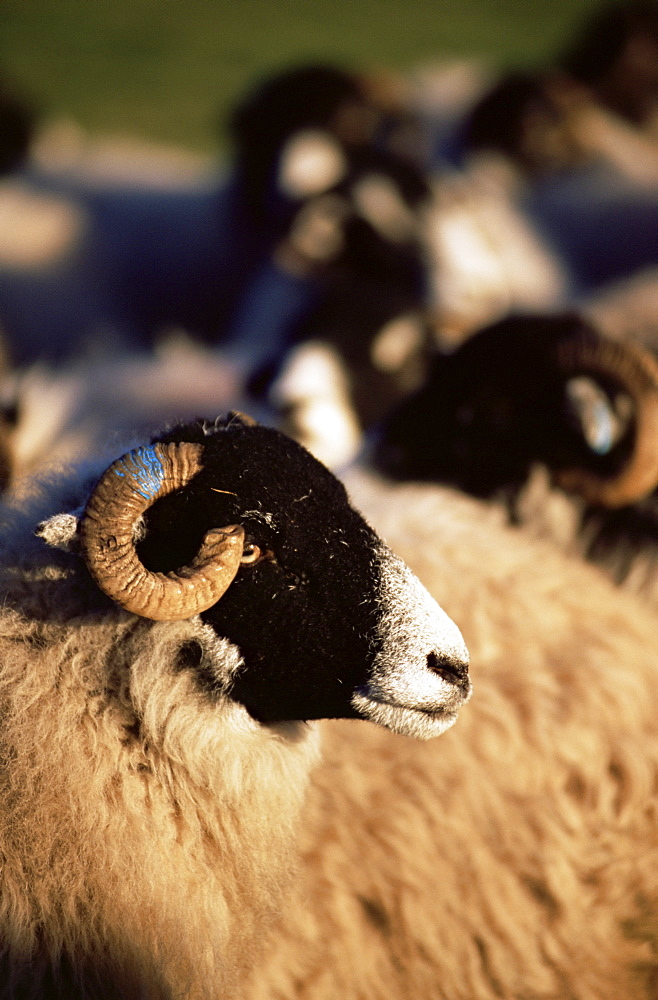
left=42, top=413, right=470, bottom=739
left=375, top=313, right=658, bottom=508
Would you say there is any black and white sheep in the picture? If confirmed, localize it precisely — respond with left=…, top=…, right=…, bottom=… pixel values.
left=242, top=95, right=436, bottom=468
left=373, top=311, right=658, bottom=603
left=0, top=62, right=432, bottom=380
left=0, top=412, right=469, bottom=999
left=422, top=55, right=658, bottom=349
left=246, top=468, right=658, bottom=1000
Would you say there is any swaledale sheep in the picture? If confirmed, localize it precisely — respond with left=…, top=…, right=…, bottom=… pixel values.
left=374, top=311, right=658, bottom=605
left=0, top=413, right=470, bottom=1000
left=246, top=469, right=658, bottom=1000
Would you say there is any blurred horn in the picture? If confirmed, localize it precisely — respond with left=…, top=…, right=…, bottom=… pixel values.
left=554, top=333, right=658, bottom=506
left=227, top=410, right=258, bottom=427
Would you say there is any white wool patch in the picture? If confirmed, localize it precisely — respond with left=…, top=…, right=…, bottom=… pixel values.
left=287, top=397, right=362, bottom=470
left=271, top=342, right=350, bottom=405
left=370, top=314, right=425, bottom=373
left=426, top=161, right=567, bottom=341
left=352, top=544, right=470, bottom=740
left=278, top=130, right=348, bottom=199
left=35, top=512, right=81, bottom=551
left=194, top=620, right=245, bottom=687
left=0, top=181, right=88, bottom=268
left=352, top=174, right=418, bottom=243
left=270, top=343, right=362, bottom=469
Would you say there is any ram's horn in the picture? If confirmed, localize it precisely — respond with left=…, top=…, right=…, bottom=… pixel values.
left=80, top=442, right=245, bottom=621
left=226, top=410, right=258, bottom=427
left=553, top=334, right=658, bottom=507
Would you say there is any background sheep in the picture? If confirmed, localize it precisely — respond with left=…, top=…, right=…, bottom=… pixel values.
left=0, top=61, right=439, bottom=482
left=373, top=311, right=658, bottom=606
left=246, top=469, right=658, bottom=1000
left=420, top=22, right=658, bottom=349
left=557, top=0, right=658, bottom=138
left=0, top=62, right=431, bottom=375
left=0, top=413, right=469, bottom=999
left=230, top=64, right=439, bottom=467
left=0, top=337, right=252, bottom=498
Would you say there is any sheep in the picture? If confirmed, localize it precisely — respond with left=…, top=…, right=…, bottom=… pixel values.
left=457, top=70, right=658, bottom=298
left=245, top=468, right=658, bottom=1000
left=244, top=132, right=434, bottom=382
left=373, top=310, right=658, bottom=606
left=0, top=62, right=432, bottom=375
left=0, top=336, right=254, bottom=498
left=557, top=0, right=658, bottom=139
left=235, top=88, right=437, bottom=468
left=0, top=411, right=470, bottom=1000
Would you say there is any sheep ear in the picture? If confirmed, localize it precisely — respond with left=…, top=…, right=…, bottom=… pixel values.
left=35, top=513, right=81, bottom=552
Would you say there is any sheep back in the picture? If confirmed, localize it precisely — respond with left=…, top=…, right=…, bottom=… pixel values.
left=247, top=473, right=658, bottom=1000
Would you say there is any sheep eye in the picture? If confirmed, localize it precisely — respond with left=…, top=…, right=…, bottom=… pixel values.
left=240, top=543, right=262, bottom=565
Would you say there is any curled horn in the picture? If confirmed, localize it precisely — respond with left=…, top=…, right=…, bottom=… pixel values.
left=80, top=442, right=245, bottom=621
left=553, top=334, right=658, bottom=507
left=226, top=410, right=258, bottom=427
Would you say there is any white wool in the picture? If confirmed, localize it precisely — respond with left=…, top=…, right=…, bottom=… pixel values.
left=278, top=130, right=348, bottom=199
left=0, top=179, right=88, bottom=268
left=246, top=469, right=658, bottom=1000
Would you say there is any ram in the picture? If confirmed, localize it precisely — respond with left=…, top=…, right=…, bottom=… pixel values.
left=0, top=412, right=469, bottom=1000
left=246, top=469, right=658, bottom=1000
left=374, top=311, right=658, bottom=605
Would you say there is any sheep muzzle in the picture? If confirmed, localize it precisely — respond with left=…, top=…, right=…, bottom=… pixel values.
left=351, top=545, right=471, bottom=740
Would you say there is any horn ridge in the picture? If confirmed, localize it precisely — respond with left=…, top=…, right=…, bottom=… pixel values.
left=81, top=442, right=245, bottom=620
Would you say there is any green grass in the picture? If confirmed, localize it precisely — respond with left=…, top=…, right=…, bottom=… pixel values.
left=0, top=0, right=608, bottom=154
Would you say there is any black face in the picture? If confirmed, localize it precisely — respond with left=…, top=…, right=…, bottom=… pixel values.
left=0, top=407, right=16, bottom=495
left=374, top=315, right=634, bottom=499
left=136, top=417, right=387, bottom=723
left=374, top=347, right=558, bottom=498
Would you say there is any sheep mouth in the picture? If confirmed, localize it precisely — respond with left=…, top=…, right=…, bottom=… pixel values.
left=351, top=688, right=471, bottom=740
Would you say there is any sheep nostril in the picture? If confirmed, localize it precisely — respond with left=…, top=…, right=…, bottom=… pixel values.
left=427, top=651, right=469, bottom=686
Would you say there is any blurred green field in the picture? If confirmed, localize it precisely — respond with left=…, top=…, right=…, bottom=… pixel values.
left=0, top=0, right=608, bottom=154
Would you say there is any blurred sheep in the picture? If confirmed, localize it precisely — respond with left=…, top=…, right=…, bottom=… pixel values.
left=373, top=311, right=658, bottom=606
left=0, top=63, right=426, bottom=372
left=558, top=0, right=658, bottom=136
left=426, top=63, right=658, bottom=347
